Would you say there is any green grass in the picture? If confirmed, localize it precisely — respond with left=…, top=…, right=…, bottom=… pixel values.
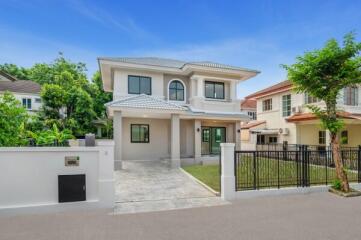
left=183, top=158, right=358, bottom=192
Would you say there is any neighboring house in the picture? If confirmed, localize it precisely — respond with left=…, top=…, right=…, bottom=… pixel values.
left=242, top=80, right=361, bottom=147
left=98, top=57, right=259, bottom=168
left=0, top=71, right=42, bottom=112
left=240, top=98, right=257, bottom=120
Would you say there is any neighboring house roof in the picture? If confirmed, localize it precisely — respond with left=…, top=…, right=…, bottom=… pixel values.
left=0, top=70, right=18, bottom=82
left=0, top=80, right=41, bottom=94
left=106, top=94, right=188, bottom=111
left=98, top=57, right=260, bottom=73
left=241, top=120, right=266, bottom=129
left=286, top=112, right=361, bottom=122
left=240, top=98, right=257, bottom=109
left=245, top=80, right=293, bottom=99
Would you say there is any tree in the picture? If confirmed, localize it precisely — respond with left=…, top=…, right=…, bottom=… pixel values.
left=282, top=32, right=361, bottom=192
left=90, top=71, right=112, bottom=118
left=0, top=92, right=29, bottom=146
left=0, top=63, right=29, bottom=80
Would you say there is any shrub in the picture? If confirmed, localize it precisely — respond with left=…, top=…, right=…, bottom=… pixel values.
left=332, top=179, right=342, bottom=190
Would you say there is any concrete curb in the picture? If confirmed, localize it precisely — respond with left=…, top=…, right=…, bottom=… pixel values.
left=179, top=168, right=220, bottom=196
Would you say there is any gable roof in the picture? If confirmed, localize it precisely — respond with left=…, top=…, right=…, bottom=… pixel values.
left=240, top=98, right=257, bottom=109
left=0, top=70, right=18, bottom=82
left=106, top=94, right=188, bottom=111
left=241, top=120, right=266, bottom=129
left=0, top=80, right=41, bottom=94
left=245, top=80, right=293, bottom=99
left=98, top=57, right=260, bottom=73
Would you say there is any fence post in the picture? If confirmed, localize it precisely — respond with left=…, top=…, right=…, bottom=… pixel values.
left=220, top=143, right=236, bottom=201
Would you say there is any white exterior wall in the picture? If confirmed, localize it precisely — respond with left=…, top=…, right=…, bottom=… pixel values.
left=121, top=118, right=171, bottom=160
left=1, top=92, right=42, bottom=112
left=113, top=69, right=164, bottom=100
left=0, top=142, right=114, bottom=215
left=256, top=90, right=300, bottom=144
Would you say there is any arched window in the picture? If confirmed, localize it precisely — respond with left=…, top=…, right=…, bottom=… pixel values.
left=169, top=80, right=185, bottom=101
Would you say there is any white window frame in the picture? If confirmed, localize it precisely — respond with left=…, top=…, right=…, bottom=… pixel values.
left=262, top=99, right=272, bottom=111
left=282, top=94, right=291, bottom=117
left=167, top=79, right=186, bottom=103
left=22, top=98, right=32, bottom=110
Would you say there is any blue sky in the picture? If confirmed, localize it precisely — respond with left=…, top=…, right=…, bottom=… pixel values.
left=0, top=0, right=360, bottom=97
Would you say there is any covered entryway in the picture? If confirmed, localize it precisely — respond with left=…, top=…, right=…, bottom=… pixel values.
left=114, top=160, right=227, bottom=214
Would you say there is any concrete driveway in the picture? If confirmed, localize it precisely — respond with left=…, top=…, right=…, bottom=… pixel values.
left=2, top=192, right=361, bottom=240
left=114, top=160, right=226, bottom=214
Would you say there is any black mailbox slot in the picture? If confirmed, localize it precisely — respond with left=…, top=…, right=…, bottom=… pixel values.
left=58, top=174, right=86, bottom=203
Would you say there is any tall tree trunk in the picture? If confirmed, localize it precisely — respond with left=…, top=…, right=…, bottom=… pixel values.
left=331, top=132, right=350, bottom=192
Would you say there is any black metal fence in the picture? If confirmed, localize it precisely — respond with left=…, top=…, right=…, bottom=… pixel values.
left=235, top=146, right=361, bottom=191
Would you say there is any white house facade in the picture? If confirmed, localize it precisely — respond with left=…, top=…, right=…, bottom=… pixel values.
left=98, top=57, right=259, bottom=168
left=242, top=80, right=361, bottom=148
left=0, top=71, right=42, bottom=112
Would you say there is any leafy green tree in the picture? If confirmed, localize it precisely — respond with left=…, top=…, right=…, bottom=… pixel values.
left=283, top=32, right=361, bottom=192
left=90, top=71, right=112, bottom=118
left=0, top=92, right=29, bottom=146
left=0, top=63, right=29, bottom=80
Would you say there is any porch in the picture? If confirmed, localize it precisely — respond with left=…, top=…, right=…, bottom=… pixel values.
left=113, top=113, right=241, bottom=169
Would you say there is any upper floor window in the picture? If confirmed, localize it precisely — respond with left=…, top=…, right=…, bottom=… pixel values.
left=304, top=93, right=319, bottom=104
left=282, top=94, right=291, bottom=117
left=205, top=81, right=224, bottom=99
left=168, top=80, right=184, bottom=101
left=128, top=75, right=151, bottom=95
left=22, top=98, right=32, bottom=110
left=247, top=111, right=257, bottom=120
left=343, top=87, right=358, bottom=106
left=262, top=99, right=272, bottom=111
left=35, top=98, right=41, bottom=103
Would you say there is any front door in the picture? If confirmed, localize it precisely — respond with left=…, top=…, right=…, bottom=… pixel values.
left=202, top=127, right=226, bottom=155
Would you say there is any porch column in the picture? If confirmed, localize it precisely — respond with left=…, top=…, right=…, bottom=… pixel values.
left=234, top=121, right=241, bottom=150
left=113, top=111, right=122, bottom=170
left=194, top=119, right=202, bottom=162
left=171, top=114, right=180, bottom=168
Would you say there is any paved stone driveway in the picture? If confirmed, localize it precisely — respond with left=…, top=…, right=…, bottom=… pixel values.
left=114, top=160, right=227, bottom=214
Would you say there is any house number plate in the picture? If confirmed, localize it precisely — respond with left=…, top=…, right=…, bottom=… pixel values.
left=65, top=156, right=80, bottom=166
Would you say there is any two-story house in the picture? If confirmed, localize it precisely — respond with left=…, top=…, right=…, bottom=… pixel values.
left=242, top=80, right=361, bottom=148
left=0, top=71, right=42, bottom=113
left=98, top=57, right=259, bottom=168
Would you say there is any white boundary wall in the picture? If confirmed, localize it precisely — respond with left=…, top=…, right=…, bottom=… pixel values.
left=220, top=143, right=361, bottom=200
left=0, top=141, right=114, bottom=215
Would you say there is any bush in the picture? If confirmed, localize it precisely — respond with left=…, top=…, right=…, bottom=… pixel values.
left=332, top=179, right=342, bottom=190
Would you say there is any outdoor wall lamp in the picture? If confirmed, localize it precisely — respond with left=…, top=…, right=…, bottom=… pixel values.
left=237, top=129, right=241, bottom=133
left=197, top=128, right=200, bottom=132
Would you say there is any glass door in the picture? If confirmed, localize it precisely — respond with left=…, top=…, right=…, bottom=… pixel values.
left=210, top=127, right=226, bottom=154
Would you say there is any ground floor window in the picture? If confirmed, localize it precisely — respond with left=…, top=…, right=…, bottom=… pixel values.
left=268, top=136, right=278, bottom=144
left=131, top=124, right=149, bottom=143
left=257, top=135, right=265, bottom=144
left=341, top=130, right=348, bottom=144
left=319, top=131, right=326, bottom=145
left=22, top=98, right=32, bottom=110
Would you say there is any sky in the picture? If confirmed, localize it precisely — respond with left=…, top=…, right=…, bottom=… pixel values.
left=0, top=0, right=360, bottom=98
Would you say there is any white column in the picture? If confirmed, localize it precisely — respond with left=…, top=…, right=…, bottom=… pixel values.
left=230, top=81, right=236, bottom=100
left=197, top=77, right=204, bottom=97
left=234, top=121, right=241, bottom=150
left=171, top=114, right=180, bottom=168
left=221, top=143, right=236, bottom=200
left=113, top=111, right=122, bottom=170
left=194, top=119, right=202, bottom=162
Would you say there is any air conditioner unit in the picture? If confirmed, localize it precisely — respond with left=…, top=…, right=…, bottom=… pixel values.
left=279, top=128, right=290, bottom=135
left=292, top=106, right=302, bottom=114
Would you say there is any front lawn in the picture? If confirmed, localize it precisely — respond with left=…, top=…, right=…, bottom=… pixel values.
left=183, top=158, right=358, bottom=192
